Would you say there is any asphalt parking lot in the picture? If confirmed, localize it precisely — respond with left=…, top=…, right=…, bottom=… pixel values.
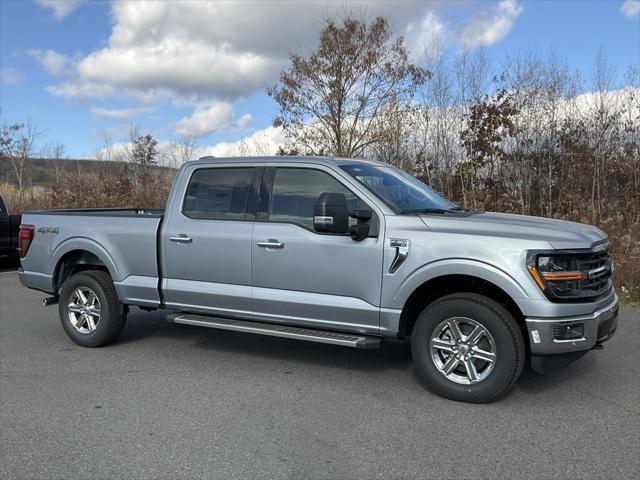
left=1, top=267, right=638, bottom=479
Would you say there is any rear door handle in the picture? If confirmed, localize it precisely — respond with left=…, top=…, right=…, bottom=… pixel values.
left=257, top=239, right=285, bottom=249
left=169, top=234, right=192, bottom=243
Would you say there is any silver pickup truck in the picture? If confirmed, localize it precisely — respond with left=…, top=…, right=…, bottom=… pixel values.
left=18, top=156, right=618, bottom=403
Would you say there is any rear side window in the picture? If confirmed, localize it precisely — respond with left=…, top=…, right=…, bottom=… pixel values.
left=183, top=168, right=255, bottom=220
left=269, top=168, right=364, bottom=229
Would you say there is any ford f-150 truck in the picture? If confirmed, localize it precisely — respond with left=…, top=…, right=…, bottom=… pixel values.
left=0, top=194, right=20, bottom=260
left=18, top=156, right=618, bottom=403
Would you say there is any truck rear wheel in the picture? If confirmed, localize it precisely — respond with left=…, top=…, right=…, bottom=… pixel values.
left=58, top=270, right=126, bottom=347
left=411, top=293, right=525, bottom=403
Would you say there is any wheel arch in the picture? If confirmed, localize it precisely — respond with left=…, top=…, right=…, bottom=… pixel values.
left=52, top=247, right=115, bottom=293
left=397, top=274, right=527, bottom=345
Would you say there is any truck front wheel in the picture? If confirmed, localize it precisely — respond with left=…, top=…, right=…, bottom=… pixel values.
left=58, top=270, right=126, bottom=347
left=411, top=293, right=525, bottom=403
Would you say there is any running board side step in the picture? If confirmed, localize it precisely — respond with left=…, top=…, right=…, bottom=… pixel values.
left=166, top=313, right=381, bottom=349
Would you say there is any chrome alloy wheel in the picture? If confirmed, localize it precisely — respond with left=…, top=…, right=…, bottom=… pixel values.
left=67, top=287, right=101, bottom=334
left=429, top=317, right=497, bottom=385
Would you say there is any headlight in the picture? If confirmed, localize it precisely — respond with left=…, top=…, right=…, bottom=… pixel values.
left=536, top=255, right=585, bottom=282
left=526, top=247, right=613, bottom=302
left=526, top=252, right=585, bottom=293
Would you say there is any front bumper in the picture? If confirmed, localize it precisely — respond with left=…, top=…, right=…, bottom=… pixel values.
left=525, top=293, right=619, bottom=355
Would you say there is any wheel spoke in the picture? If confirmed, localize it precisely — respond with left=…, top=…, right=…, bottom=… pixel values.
left=471, top=347, right=496, bottom=363
left=466, top=325, right=485, bottom=346
left=75, top=315, right=87, bottom=328
left=446, top=319, right=463, bottom=342
left=87, top=291, right=98, bottom=307
left=87, top=316, right=97, bottom=331
left=76, top=289, right=88, bottom=305
left=462, top=358, right=479, bottom=382
left=68, top=304, right=83, bottom=313
left=431, top=338, right=455, bottom=352
left=442, top=355, right=460, bottom=375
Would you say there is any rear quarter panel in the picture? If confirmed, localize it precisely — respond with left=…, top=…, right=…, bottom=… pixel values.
left=19, top=213, right=162, bottom=306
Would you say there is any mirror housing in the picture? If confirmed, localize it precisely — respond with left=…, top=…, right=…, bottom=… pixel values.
left=313, top=193, right=349, bottom=234
left=348, top=209, right=372, bottom=241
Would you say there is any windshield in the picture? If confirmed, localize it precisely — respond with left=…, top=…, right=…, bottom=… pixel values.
left=339, top=164, right=456, bottom=213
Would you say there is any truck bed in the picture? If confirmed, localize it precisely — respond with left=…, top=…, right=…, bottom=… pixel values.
left=19, top=208, right=164, bottom=307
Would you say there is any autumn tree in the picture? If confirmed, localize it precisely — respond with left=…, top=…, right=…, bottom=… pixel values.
left=269, top=16, right=427, bottom=157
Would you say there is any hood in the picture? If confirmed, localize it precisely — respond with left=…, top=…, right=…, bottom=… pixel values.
left=419, top=212, right=607, bottom=250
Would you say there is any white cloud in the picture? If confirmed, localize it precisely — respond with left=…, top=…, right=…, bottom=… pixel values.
left=171, top=102, right=235, bottom=137
left=43, top=1, right=443, bottom=103
left=35, top=0, right=84, bottom=20
left=236, top=113, right=253, bottom=129
left=91, top=106, right=154, bottom=119
left=28, top=49, right=72, bottom=78
left=46, top=82, right=115, bottom=100
left=405, top=12, right=448, bottom=62
left=78, top=41, right=279, bottom=100
left=0, top=67, right=22, bottom=85
left=203, top=125, right=287, bottom=157
left=459, top=0, right=523, bottom=49
left=621, top=0, right=640, bottom=19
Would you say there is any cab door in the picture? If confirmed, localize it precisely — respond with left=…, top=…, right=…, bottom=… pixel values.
left=251, top=165, right=385, bottom=334
left=161, top=165, right=261, bottom=318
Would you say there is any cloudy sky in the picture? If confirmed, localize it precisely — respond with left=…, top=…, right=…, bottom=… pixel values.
left=1, top=0, right=639, bottom=158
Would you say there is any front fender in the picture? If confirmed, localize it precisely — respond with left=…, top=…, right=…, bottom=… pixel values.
left=387, top=258, right=534, bottom=311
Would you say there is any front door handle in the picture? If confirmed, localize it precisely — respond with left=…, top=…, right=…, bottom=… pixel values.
left=257, top=239, right=285, bottom=249
left=169, top=234, right=192, bottom=243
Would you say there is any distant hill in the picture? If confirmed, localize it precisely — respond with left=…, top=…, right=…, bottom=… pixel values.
left=0, top=157, right=175, bottom=188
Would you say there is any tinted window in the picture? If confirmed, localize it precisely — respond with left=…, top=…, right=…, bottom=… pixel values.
left=269, top=168, right=363, bottom=228
left=183, top=168, right=255, bottom=220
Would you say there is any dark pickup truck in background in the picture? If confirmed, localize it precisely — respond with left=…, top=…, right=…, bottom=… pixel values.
left=0, top=194, right=21, bottom=261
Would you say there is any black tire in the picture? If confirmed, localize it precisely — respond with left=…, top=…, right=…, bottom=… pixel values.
left=411, top=293, right=525, bottom=403
left=58, top=270, right=126, bottom=347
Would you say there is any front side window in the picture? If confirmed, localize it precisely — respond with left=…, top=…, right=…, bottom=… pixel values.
left=340, top=164, right=455, bottom=213
left=183, top=167, right=255, bottom=220
left=269, top=168, right=363, bottom=229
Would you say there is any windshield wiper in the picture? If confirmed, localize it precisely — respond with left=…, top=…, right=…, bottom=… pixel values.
left=399, top=207, right=477, bottom=215
left=399, top=208, right=452, bottom=215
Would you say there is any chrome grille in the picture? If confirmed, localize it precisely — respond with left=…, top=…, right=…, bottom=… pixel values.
left=578, top=250, right=612, bottom=296
left=548, top=249, right=613, bottom=301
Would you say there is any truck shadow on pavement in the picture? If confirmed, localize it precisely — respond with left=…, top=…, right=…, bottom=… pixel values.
left=118, top=307, right=598, bottom=389
left=119, top=308, right=414, bottom=373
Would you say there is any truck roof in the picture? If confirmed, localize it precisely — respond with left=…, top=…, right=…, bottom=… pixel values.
left=193, top=155, right=387, bottom=167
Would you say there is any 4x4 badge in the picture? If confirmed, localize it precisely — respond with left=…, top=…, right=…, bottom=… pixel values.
left=37, top=226, right=59, bottom=234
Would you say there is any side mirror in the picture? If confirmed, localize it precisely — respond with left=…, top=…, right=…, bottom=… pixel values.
left=313, top=193, right=349, bottom=234
left=348, top=209, right=372, bottom=241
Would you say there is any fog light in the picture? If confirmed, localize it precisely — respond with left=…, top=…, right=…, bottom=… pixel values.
left=553, top=323, right=584, bottom=340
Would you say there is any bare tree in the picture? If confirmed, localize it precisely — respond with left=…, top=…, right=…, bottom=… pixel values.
left=166, top=134, right=199, bottom=167
left=269, top=16, right=427, bottom=157
left=43, top=141, right=67, bottom=184
left=0, top=121, right=39, bottom=206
